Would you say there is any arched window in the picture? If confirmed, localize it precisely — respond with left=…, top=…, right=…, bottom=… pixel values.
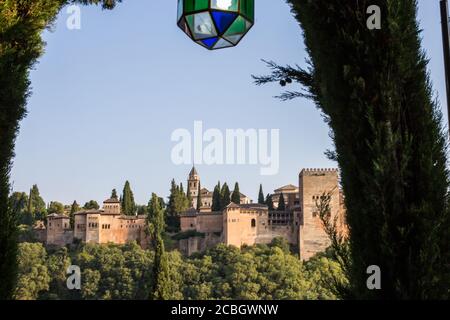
left=251, top=219, right=256, bottom=228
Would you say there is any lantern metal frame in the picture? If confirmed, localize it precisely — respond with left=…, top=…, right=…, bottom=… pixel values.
left=177, top=0, right=255, bottom=50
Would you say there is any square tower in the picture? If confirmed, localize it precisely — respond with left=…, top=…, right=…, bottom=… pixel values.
left=298, top=168, right=342, bottom=260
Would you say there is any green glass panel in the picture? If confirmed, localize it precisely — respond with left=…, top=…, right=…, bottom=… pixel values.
left=195, top=0, right=209, bottom=10
left=214, top=38, right=234, bottom=49
left=223, top=33, right=243, bottom=45
left=211, top=0, right=239, bottom=12
left=186, top=12, right=217, bottom=40
left=185, top=0, right=209, bottom=13
left=224, top=15, right=246, bottom=35
left=184, top=0, right=195, bottom=13
left=239, top=0, right=254, bottom=21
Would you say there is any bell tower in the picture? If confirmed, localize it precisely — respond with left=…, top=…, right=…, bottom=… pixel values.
left=188, top=166, right=200, bottom=208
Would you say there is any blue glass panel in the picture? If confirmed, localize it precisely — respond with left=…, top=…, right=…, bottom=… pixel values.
left=201, top=37, right=219, bottom=48
left=211, top=11, right=238, bottom=34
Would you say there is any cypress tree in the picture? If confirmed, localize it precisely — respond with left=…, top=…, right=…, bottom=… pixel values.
left=147, top=193, right=170, bottom=300
left=196, top=182, right=202, bottom=211
left=277, top=193, right=286, bottom=211
left=254, top=0, right=450, bottom=299
left=28, top=185, right=46, bottom=222
left=167, top=179, right=177, bottom=217
left=166, top=179, right=183, bottom=232
left=69, top=201, right=79, bottom=229
left=265, top=194, right=274, bottom=211
left=258, top=184, right=265, bottom=204
left=231, top=182, right=241, bottom=204
left=121, top=181, right=136, bottom=216
left=220, top=183, right=231, bottom=210
left=179, top=183, right=184, bottom=194
left=212, top=184, right=221, bottom=212
left=111, top=189, right=118, bottom=199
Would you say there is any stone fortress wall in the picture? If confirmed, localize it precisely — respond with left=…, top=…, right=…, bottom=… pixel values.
left=42, top=167, right=346, bottom=261
left=45, top=198, right=148, bottom=248
left=179, top=168, right=346, bottom=259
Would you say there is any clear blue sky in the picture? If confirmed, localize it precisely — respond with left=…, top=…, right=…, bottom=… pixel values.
left=10, top=0, right=447, bottom=205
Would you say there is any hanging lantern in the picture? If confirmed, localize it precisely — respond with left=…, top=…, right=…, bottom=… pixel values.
left=177, top=0, right=255, bottom=50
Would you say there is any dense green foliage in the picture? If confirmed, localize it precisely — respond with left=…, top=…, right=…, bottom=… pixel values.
left=147, top=193, right=171, bottom=300
left=121, top=181, right=136, bottom=215
left=220, top=183, right=231, bottom=209
left=9, top=192, right=30, bottom=225
left=110, top=189, right=118, bottom=199
left=265, top=194, right=274, bottom=211
left=28, top=185, right=46, bottom=221
left=48, top=201, right=64, bottom=214
left=69, top=201, right=79, bottom=229
left=14, top=240, right=344, bottom=300
left=14, top=242, right=51, bottom=300
left=166, top=179, right=191, bottom=232
left=212, top=183, right=221, bottom=211
left=231, top=182, right=241, bottom=204
left=255, top=0, right=450, bottom=299
left=83, top=200, right=99, bottom=210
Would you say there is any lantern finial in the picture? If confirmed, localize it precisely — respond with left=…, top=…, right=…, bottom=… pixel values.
left=177, top=0, right=255, bottom=50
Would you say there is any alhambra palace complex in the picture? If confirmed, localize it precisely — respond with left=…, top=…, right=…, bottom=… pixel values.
left=42, top=168, right=346, bottom=260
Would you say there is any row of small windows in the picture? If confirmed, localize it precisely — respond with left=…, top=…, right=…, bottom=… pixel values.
left=49, top=222, right=68, bottom=229
left=312, top=195, right=331, bottom=201
left=120, top=224, right=141, bottom=229
left=74, top=223, right=143, bottom=230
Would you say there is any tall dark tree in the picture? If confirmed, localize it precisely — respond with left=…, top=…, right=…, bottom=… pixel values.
left=258, top=184, right=265, bottom=204
left=147, top=193, right=170, bottom=300
left=196, top=182, right=202, bottom=211
left=121, top=181, right=136, bottom=216
left=0, top=0, right=123, bottom=300
left=111, top=189, right=118, bottom=199
left=254, top=0, right=450, bottom=299
left=166, top=179, right=178, bottom=217
left=231, top=182, right=241, bottom=204
left=166, top=179, right=190, bottom=232
left=28, top=185, right=46, bottom=222
left=220, top=183, right=231, bottom=210
left=179, top=183, right=184, bottom=195
left=265, top=194, right=274, bottom=211
left=212, top=183, right=221, bottom=212
left=277, top=193, right=286, bottom=211
left=69, top=201, right=79, bottom=229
